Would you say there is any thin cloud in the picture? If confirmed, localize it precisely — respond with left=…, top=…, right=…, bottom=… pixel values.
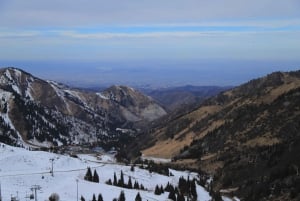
left=0, top=31, right=40, bottom=38
left=0, top=0, right=299, bottom=27
left=59, top=31, right=211, bottom=39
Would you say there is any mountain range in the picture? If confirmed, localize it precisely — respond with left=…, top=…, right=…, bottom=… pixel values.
left=0, top=67, right=166, bottom=147
left=142, top=85, right=230, bottom=112
left=1, top=67, right=300, bottom=200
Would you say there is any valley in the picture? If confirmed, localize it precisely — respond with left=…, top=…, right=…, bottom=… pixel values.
left=0, top=67, right=300, bottom=200
left=1, top=1, right=299, bottom=200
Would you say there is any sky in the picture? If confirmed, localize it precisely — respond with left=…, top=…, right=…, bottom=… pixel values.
left=0, top=0, right=300, bottom=87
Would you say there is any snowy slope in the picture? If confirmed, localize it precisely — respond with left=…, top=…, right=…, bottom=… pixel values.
left=0, top=143, right=211, bottom=201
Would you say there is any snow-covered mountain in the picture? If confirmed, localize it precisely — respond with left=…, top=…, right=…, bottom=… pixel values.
left=0, top=142, right=212, bottom=201
left=0, top=67, right=166, bottom=147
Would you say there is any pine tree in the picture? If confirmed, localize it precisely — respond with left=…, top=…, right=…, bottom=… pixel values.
left=177, top=193, right=185, bottom=201
left=80, top=196, right=86, bottom=201
left=135, top=192, right=142, bottom=201
left=190, top=180, right=197, bottom=199
left=213, top=191, right=222, bottom=201
left=168, top=190, right=177, bottom=201
left=98, top=193, right=103, bottom=201
left=120, top=170, right=125, bottom=187
left=154, top=185, right=161, bottom=195
left=165, top=182, right=172, bottom=192
left=48, top=193, right=60, bottom=201
left=175, top=187, right=179, bottom=195
left=106, top=179, right=112, bottom=185
left=127, top=176, right=133, bottom=189
left=93, top=169, right=100, bottom=183
left=113, top=172, right=118, bottom=186
left=140, top=184, right=145, bottom=190
left=160, top=185, right=164, bottom=194
left=118, top=191, right=126, bottom=201
left=92, top=194, right=96, bottom=201
left=178, top=177, right=187, bottom=195
left=84, top=167, right=93, bottom=181
left=134, top=181, right=140, bottom=189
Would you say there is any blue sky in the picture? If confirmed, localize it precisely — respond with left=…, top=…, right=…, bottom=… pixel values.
left=0, top=0, right=300, bottom=87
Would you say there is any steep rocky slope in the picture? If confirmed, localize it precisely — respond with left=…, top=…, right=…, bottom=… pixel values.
left=139, top=70, right=300, bottom=200
left=0, top=67, right=166, bottom=147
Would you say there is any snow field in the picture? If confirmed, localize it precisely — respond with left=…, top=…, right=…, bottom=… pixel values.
left=0, top=143, right=211, bottom=201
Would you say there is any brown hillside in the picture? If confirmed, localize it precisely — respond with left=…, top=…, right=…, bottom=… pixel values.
left=139, top=70, right=300, bottom=201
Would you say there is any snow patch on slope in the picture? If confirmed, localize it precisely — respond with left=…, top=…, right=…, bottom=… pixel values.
left=96, top=92, right=109, bottom=100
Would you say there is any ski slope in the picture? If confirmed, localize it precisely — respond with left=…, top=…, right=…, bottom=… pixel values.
left=0, top=143, right=211, bottom=201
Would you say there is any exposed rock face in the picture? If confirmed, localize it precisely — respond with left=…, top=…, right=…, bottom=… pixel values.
left=101, top=85, right=166, bottom=121
left=0, top=67, right=166, bottom=147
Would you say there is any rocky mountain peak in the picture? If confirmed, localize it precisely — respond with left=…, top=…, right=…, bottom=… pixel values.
left=0, top=67, right=166, bottom=148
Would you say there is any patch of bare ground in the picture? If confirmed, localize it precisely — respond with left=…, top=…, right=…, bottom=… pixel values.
left=172, top=159, right=198, bottom=169
left=198, top=159, right=224, bottom=174
left=244, top=134, right=281, bottom=147
left=188, top=105, right=221, bottom=119
left=194, top=119, right=225, bottom=140
left=142, top=132, right=194, bottom=158
left=259, top=75, right=300, bottom=104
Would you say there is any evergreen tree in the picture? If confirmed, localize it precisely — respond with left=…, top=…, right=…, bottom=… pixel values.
left=131, top=165, right=135, bottom=172
left=160, top=185, right=164, bottom=194
left=84, top=167, right=93, bottom=181
left=213, top=191, right=222, bottom=201
left=190, top=180, right=197, bottom=199
left=118, top=171, right=125, bottom=187
left=177, top=193, right=185, bottom=201
left=168, top=190, right=177, bottom=201
left=118, top=191, right=126, bottom=201
left=120, top=171, right=124, bottom=187
left=92, top=194, right=96, bottom=201
left=134, top=181, right=140, bottom=189
left=48, top=193, right=60, bottom=201
left=93, top=169, right=100, bottom=183
left=113, top=172, right=118, bottom=186
left=165, top=182, right=172, bottom=192
left=178, top=177, right=187, bottom=195
left=98, top=193, right=103, bottom=201
left=127, top=176, right=133, bottom=189
left=135, top=192, right=142, bottom=201
left=140, top=184, right=145, bottom=190
left=80, top=196, right=86, bottom=201
left=106, top=179, right=112, bottom=185
left=175, top=187, right=179, bottom=195
left=155, top=185, right=161, bottom=195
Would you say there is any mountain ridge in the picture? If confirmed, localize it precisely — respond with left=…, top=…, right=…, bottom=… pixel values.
left=0, top=67, right=166, bottom=147
left=137, top=70, right=300, bottom=200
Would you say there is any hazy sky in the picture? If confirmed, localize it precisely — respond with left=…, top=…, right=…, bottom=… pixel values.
left=0, top=0, right=300, bottom=87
